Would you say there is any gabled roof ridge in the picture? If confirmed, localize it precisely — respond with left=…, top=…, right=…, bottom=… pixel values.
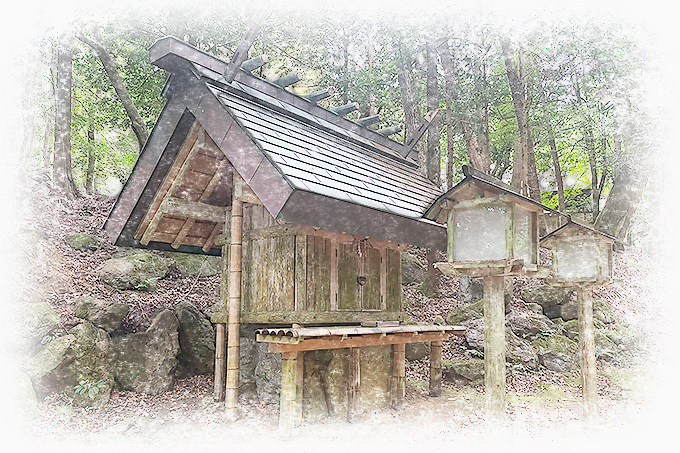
left=149, top=36, right=415, bottom=164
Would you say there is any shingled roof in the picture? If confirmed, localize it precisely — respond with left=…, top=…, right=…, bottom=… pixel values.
left=104, top=37, right=446, bottom=254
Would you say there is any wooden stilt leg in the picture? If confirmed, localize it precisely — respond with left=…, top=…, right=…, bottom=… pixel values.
left=578, top=285, right=597, bottom=420
left=391, top=343, right=405, bottom=409
left=295, top=351, right=304, bottom=427
left=213, top=323, right=226, bottom=401
left=347, top=347, right=361, bottom=422
left=280, top=351, right=300, bottom=436
left=429, top=340, right=443, bottom=397
left=483, top=275, right=506, bottom=419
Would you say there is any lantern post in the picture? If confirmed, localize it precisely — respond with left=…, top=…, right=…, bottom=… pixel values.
left=424, top=166, right=552, bottom=419
left=540, top=219, right=616, bottom=419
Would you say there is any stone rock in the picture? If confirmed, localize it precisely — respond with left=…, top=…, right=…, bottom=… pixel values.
left=557, top=299, right=578, bottom=321
left=96, top=252, right=172, bottom=291
left=505, top=331, right=538, bottom=369
left=109, top=310, right=179, bottom=394
left=32, top=322, right=113, bottom=407
left=505, top=310, right=555, bottom=340
left=538, top=350, right=574, bottom=372
left=239, top=336, right=257, bottom=392
left=526, top=303, right=543, bottom=315
left=447, top=299, right=484, bottom=326
left=254, top=343, right=281, bottom=405
left=165, top=252, right=222, bottom=277
left=405, top=342, right=430, bottom=361
left=463, top=318, right=484, bottom=351
left=433, top=315, right=445, bottom=325
left=459, top=276, right=484, bottom=303
left=174, top=302, right=215, bottom=374
left=532, top=334, right=579, bottom=360
left=359, top=346, right=392, bottom=413
left=443, top=359, right=484, bottom=384
left=520, top=285, right=574, bottom=306
left=401, top=251, right=428, bottom=285
left=521, top=285, right=577, bottom=321
left=561, top=319, right=579, bottom=341
left=74, top=296, right=129, bottom=333
left=302, top=350, right=335, bottom=421
left=16, top=302, right=61, bottom=351
left=462, top=319, right=538, bottom=369
left=66, top=233, right=101, bottom=252
left=595, top=329, right=619, bottom=358
left=26, top=334, right=75, bottom=382
left=5, top=367, right=40, bottom=424
left=594, top=298, right=616, bottom=324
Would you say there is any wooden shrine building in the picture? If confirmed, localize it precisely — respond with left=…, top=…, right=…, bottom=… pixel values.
left=104, top=37, right=464, bottom=432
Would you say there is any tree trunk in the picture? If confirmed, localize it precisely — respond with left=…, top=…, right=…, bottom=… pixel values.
left=76, top=33, right=149, bottom=152
left=425, top=36, right=440, bottom=186
left=501, top=38, right=540, bottom=200
left=439, top=42, right=455, bottom=188
left=53, top=37, right=78, bottom=199
left=594, top=140, right=647, bottom=240
left=548, top=136, right=566, bottom=212
left=396, top=39, right=424, bottom=172
left=85, top=128, right=96, bottom=194
left=585, top=126, right=599, bottom=222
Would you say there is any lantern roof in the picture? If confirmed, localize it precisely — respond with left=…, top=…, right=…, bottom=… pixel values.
left=540, top=219, right=617, bottom=248
left=424, top=165, right=560, bottom=224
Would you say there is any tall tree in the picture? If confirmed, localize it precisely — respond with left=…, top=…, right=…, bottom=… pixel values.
left=53, top=37, right=78, bottom=198
left=76, top=31, right=149, bottom=151
left=501, top=37, right=540, bottom=201
left=425, top=35, right=441, bottom=185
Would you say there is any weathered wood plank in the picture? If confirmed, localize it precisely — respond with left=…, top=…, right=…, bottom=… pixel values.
left=578, top=285, right=597, bottom=419
left=429, top=340, right=443, bottom=397
left=294, top=235, right=307, bottom=311
left=171, top=218, right=196, bottom=249
left=161, top=196, right=227, bottom=224
left=392, top=343, right=405, bottom=409
left=199, top=158, right=228, bottom=202
left=267, top=331, right=451, bottom=353
left=134, top=121, right=202, bottom=241
left=203, top=222, right=223, bottom=253
left=484, top=275, right=506, bottom=419
left=280, top=351, right=300, bottom=436
left=362, top=245, right=382, bottom=311
left=347, top=348, right=361, bottom=423
left=337, top=242, right=360, bottom=311
left=386, top=249, right=401, bottom=313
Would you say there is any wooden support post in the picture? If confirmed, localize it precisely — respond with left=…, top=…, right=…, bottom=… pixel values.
left=391, top=343, right=405, bottom=410
left=347, top=347, right=361, bottom=422
left=213, top=241, right=229, bottom=402
left=214, top=323, right=226, bottom=401
left=295, top=352, right=304, bottom=427
left=225, top=175, right=244, bottom=421
left=577, top=285, right=598, bottom=419
left=429, top=340, right=443, bottom=397
left=483, top=275, right=506, bottom=419
left=280, top=351, right=301, bottom=437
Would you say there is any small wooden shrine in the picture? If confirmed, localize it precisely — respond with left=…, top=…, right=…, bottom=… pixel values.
left=104, top=36, right=465, bottom=433
left=424, top=165, right=553, bottom=417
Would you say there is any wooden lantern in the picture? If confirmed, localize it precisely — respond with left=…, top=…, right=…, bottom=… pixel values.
left=425, top=165, right=550, bottom=278
left=424, top=165, right=555, bottom=419
left=540, top=220, right=616, bottom=419
left=540, top=220, right=614, bottom=285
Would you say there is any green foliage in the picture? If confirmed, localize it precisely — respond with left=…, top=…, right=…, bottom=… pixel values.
left=74, top=379, right=107, bottom=400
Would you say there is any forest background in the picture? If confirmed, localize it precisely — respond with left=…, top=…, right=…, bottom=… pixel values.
left=1, top=0, right=680, bottom=441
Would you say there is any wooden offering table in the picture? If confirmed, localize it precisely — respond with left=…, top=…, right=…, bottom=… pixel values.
left=256, top=323, right=465, bottom=435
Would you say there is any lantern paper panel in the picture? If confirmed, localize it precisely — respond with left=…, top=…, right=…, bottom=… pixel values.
left=513, top=206, right=536, bottom=265
left=556, top=237, right=598, bottom=280
left=453, top=206, right=506, bottom=261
